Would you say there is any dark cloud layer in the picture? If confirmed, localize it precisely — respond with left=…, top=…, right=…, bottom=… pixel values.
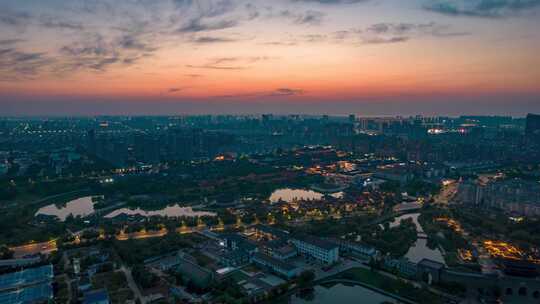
left=291, top=0, right=369, bottom=4
left=424, top=0, right=540, bottom=17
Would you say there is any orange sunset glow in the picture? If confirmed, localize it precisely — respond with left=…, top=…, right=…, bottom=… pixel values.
left=1, top=0, right=539, bottom=115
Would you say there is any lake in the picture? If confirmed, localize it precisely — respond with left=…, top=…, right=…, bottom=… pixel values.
left=389, top=213, right=445, bottom=264
left=288, top=283, right=403, bottom=304
left=35, top=196, right=96, bottom=221
left=269, top=188, right=343, bottom=203
left=104, top=205, right=217, bottom=218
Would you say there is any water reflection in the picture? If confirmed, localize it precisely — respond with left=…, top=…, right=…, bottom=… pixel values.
left=104, top=205, right=216, bottom=218
left=289, top=283, right=402, bottom=304
left=269, top=188, right=343, bottom=203
left=390, top=213, right=445, bottom=264
left=35, top=196, right=96, bottom=221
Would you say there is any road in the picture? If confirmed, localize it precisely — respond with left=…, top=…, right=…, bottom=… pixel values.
left=10, top=239, right=58, bottom=258
left=119, top=265, right=146, bottom=304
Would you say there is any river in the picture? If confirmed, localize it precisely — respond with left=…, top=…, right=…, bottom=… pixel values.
left=288, top=283, right=403, bottom=304
left=269, top=188, right=343, bottom=203
left=389, top=213, right=445, bottom=264
left=35, top=196, right=97, bottom=221
left=104, top=205, right=217, bottom=218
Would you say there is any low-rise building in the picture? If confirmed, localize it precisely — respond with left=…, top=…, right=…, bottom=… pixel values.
left=291, top=235, right=339, bottom=265
left=249, top=224, right=290, bottom=241
left=176, top=253, right=215, bottom=289
left=383, top=257, right=418, bottom=278
left=417, top=259, right=445, bottom=284
left=220, top=249, right=250, bottom=267
left=83, top=289, right=110, bottom=304
left=251, top=253, right=302, bottom=279
left=259, top=240, right=297, bottom=261
left=326, top=238, right=379, bottom=260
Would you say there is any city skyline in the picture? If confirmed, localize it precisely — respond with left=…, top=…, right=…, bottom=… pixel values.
left=1, top=0, right=540, bottom=115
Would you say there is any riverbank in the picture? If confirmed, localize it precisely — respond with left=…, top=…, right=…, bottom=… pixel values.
left=325, top=267, right=444, bottom=304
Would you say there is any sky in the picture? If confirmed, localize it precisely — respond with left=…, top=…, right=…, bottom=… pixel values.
left=1, top=0, right=540, bottom=116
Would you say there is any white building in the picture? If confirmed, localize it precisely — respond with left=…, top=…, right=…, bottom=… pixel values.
left=291, top=236, right=339, bottom=265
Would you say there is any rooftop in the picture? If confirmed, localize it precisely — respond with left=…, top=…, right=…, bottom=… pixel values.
left=418, top=259, right=445, bottom=270
left=0, top=282, right=53, bottom=304
left=252, top=253, right=297, bottom=272
left=294, top=235, right=339, bottom=251
left=84, top=289, right=110, bottom=304
left=0, top=265, right=53, bottom=292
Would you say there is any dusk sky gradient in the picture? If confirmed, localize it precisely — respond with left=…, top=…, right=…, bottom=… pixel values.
left=1, top=0, right=540, bottom=116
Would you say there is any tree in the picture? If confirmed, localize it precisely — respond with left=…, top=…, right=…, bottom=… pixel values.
left=0, top=245, right=14, bottom=259
left=131, top=264, right=158, bottom=289
left=297, top=270, right=315, bottom=288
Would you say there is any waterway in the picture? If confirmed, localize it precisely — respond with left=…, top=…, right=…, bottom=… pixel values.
left=390, top=213, right=445, bottom=264
left=35, top=196, right=97, bottom=221
left=103, top=205, right=217, bottom=218
left=269, top=188, right=343, bottom=203
left=288, top=283, right=403, bottom=304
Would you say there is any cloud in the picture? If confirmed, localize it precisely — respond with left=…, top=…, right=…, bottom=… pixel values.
left=0, top=10, right=31, bottom=27
left=175, top=0, right=236, bottom=18
left=362, top=36, right=409, bottom=44
left=269, top=88, right=305, bottom=97
left=0, top=48, right=53, bottom=81
left=294, top=10, right=326, bottom=25
left=56, top=32, right=155, bottom=73
left=185, top=56, right=274, bottom=69
left=423, top=0, right=540, bottom=17
left=345, top=22, right=469, bottom=44
left=177, top=19, right=238, bottom=33
left=189, top=36, right=239, bottom=43
left=260, top=41, right=298, bottom=46
left=245, top=3, right=260, bottom=20
left=186, top=64, right=246, bottom=70
left=209, top=56, right=275, bottom=64
left=117, top=34, right=156, bottom=52
left=39, top=17, right=85, bottom=31
left=216, top=87, right=306, bottom=98
left=295, top=10, right=325, bottom=25
left=291, top=0, right=369, bottom=4
left=279, top=9, right=326, bottom=25
left=0, top=39, right=24, bottom=46
left=260, top=21, right=469, bottom=46
left=168, top=87, right=184, bottom=93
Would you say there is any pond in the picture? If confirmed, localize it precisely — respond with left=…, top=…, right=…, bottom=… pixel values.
left=288, top=283, right=403, bottom=304
left=104, top=204, right=217, bottom=218
left=269, top=188, right=343, bottom=203
left=389, top=213, right=445, bottom=264
left=35, top=196, right=96, bottom=221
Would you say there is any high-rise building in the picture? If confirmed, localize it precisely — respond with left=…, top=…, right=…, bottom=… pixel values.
left=133, top=134, right=160, bottom=164
left=86, top=129, right=96, bottom=155
left=525, top=113, right=540, bottom=138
